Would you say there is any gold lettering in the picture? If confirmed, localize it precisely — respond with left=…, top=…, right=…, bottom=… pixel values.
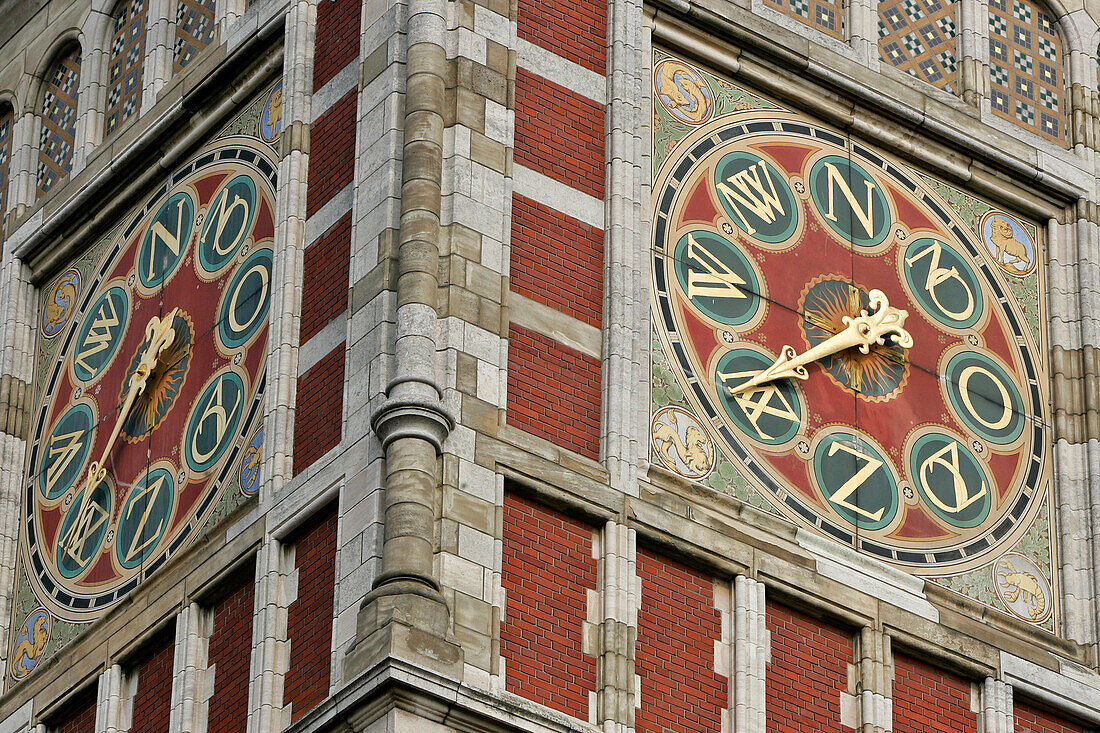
left=202, top=191, right=251, bottom=257
left=121, top=474, right=169, bottom=562
left=190, top=377, right=241, bottom=464
left=717, top=369, right=800, bottom=440
left=227, top=263, right=271, bottom=333
left=825, top=440, right=886, bottom=521
left=819, top=161, right=877, bottom=238
left=146, top=197, right=189, bottom=280
left=685, top=233, right=747, bottom=300
left=919, top=440, right=987, bottom=514
left=44, top=429, right=85, bottom=496
left=714, top=161, right=787, bottom=235
left=59, top=493, right=109, bottom=567
left=958, top=365, right=1013, bottom=431
left=904, top=240, right=976, bottom=321
left=74, top=294, right=120, bottom=374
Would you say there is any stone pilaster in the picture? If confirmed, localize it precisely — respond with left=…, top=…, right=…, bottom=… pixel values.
left=8, top=111, right=38, bottom=217
left=591, top=521, right=639, bottom=732
left=981, top=678, right=1013, bottom=733
left=96, top=664, right=134, bottom=733
left=73, top=8, right=110, bottom=173
left=604, top=0, right=651, bottom=498
left=245, top=539, right=293, bottom=733
left=169, top=603, right=213, bottom=733
left=344, top=0, right=461, bottom=680
left=957, top=0, right=987, bottom=107
left=143, top=0, right=175, bottom=112
left=858, top=628, right=892, bottom=733
left=733, top=575, right=767, bottom=731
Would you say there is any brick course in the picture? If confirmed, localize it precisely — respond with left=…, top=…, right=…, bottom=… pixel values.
left=55, top=688, right=97, bottom=733
left=500, top=492, right=596, bottom=719
left=766, top=600, right=854, bottom=732
left=306, top=90, right=357, bottom=217
left=1015, top=700, right=1086, bottom=733
left=313, top=0, right=360, bottom=88
left=129, top=627, right=175, bottom=733
left=514, top=69, right=605, bottom=199
left=293, top=343, right=346, bottom=475
left=284, top=502, right=339, bottom=722
left=892, top=652, right=977, bottom=733
left=636, top=548, right=725, bottom=733
left=517, top=0, right=607, bottom=73
left=510, top=194, right=603, bottom=327
left=301, top=212, right=351, bottom=343
left=207, top=570, right=256, bottom=733
left=506, top=325, right=600, bottom=460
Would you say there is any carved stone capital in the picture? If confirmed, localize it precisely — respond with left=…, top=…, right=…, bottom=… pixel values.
left=371, top=393, right=455, bottom=453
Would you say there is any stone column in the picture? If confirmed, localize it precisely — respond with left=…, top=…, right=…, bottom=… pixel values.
left=143, top=0, right=175, bottom=112
left=0, top=253, right=35, bottom=672
left=732, top=575, right=767, bottom=731
left=593, top=521, right=639, bottom=732
left=246, top=539, right=293, bottom=733
left=344, top=0, right=461, bottom=678
left=981, top=678, right=1013, bottom=733
left=957, top=0, right=987, bottom=107
left=169, top=603, right=214, bottom=733
left=96, top=664, right=134, bottom=733
left=9, top=110, right=39, bottom=216
left=858, top=628, right=892, bottom=733
left=603, top=0, right=651, bottom=497
left=73, top=10, right=110, bottom=173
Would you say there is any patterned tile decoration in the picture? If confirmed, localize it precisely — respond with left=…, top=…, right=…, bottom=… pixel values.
left=36, top=46, right=81, bottom=199
left=764, top=0, right=846, bottom=40
left=104, top=0, right=147, bottom=138
left=987, top=0, right=1066, bottom=144
left=174, top=0, right=216, bottom=73
left=0, top=104, right=13, bottom=245
left=878, top=0, right=958, bottom=93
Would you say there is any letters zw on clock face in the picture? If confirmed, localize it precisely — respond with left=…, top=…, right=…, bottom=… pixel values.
left=652, top=111, right=1050, bottom=574
left=24, top=138, right=277, bottom=620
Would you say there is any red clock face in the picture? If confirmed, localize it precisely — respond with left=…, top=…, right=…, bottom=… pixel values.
left=25, top=138, right=276, bottom=619
left=653, top=112, right=1050, bottom=573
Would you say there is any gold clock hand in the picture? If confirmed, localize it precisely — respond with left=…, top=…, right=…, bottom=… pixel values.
left=728, top=290, right=913, bottom=396
left=61, top=309, right=180, bottom=557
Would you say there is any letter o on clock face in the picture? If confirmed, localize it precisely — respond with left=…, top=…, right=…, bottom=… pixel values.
left=24, top=138, right=277, bottom=620
left=652, top=111, right=1051, bottom=573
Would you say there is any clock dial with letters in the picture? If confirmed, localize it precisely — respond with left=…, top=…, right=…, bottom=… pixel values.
left=24, top=137, right=276, bottom=619
left=652, top=110, right=1050, bottom=574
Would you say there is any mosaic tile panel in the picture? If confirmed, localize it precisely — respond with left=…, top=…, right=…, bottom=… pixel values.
left=988, top=0, right=1066, bottom=144
left=174, top=0, right=216, bottom=73
left=104, top=0, right=147, bottom=138
left=764, top=0, right=846, bottom=40
left=879, top=0, right=958, bottom=92
left=36, top=47, right=81, bottom=199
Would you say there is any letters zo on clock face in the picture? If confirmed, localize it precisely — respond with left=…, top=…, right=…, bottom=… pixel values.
left=652, top=112, right=1049, bottom=572
left=25, top=138, right=277, bottom=620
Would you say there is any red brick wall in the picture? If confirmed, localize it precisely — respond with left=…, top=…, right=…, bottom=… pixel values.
left=293, top=344, right=346, bottom=475
left=506, top=325, right=600, bottom=460
left=301, top=212, right=351, bottom=343
left=517, top=0, right=606, bottom=73
left=129, top=628, right=176, bottom=733
left=893, top=652, right=976, bottom=733
left=1015, top=701, right=1087, bottom=733
left=284, top=502, right=339, bottom=722
left=207, top=570, right=256, bottom=733
left=306, top=90, right=357, bottom=217
left=500, top=492, right=596, bottom=719
left=766, top=600, right=854, bottom=732
left=510, top=195, right=603, bottom=327
left=636, top=548, right=725, bottom=733
left=514, top=69, right=605, bottom=198
left=314, top=0, right=360, bottom=88
left=55, top=689, right=97, bottom=733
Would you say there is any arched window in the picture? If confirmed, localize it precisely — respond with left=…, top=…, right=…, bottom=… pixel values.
left=174, top=0, right=216, bottom=73
left=104, top=0, right=149, bottom=138
left=878, top=0, right=958, bottom=92
left=987, top=0, right=1066, bottom=143
left=37, top=45, right=81, bottom=198
left=763, top=0, right=845, bottom=40
left=0, top=103, right=14, bottom=243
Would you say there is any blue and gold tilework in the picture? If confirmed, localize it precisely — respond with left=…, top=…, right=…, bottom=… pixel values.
left=879, top=0, right=958, bottom=93
left=104, top=0, right=147, bottom=138
left=988, top=0, right=1066, bottom=144
left=36, top=47, right=81, bottom=199
left=174, top=0, right=216, bottom=73
left=764, top=0, right=846, bottom=40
